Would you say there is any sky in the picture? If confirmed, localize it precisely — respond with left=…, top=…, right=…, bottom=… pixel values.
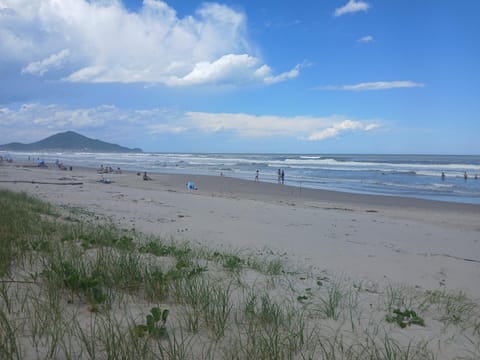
left=0, top=0, right=479, bottom=154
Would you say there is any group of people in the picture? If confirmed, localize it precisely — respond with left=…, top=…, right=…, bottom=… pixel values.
left=54, top=159, right=72, bottom=171
left=97, top=165, right=122, bottom=174
left=464, top=171, right=479, bottom=180
left=0, top=155, right=13, bottom=163
left=441, top=171, right=478, bottom=180
left=254, top=169, right=285, bottom=184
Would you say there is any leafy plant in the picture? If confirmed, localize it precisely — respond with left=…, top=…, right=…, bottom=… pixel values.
left=223, top=254, right=244, bottom=272
left=133, top=307, right=169, bottom=338
left=49, top=261, right=107, bottom=305
left=297, top=295, right=308, bottom=302
left=386, top=309, right=425, bottom=328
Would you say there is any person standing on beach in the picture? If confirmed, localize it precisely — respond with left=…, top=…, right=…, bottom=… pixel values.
left=255, top=169, right=259, bottom=181
left=277, top=169, right=281, bottom=184
left=281, top=169, right=285, bottom=184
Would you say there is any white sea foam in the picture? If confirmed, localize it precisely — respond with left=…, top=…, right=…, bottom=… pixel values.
left=4, top=151, right=480, bottom=204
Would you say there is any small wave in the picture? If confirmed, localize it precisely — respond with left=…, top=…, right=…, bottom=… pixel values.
left=299, top=155, right=323, bottom=160
left=432, top=183, right=455, bottom=189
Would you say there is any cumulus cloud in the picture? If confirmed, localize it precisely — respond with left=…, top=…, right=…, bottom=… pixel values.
left=0, top=104, right=380, bottom=144
left=320, top=81, right=425, bottom=91
left=0, top=0, right=300, bottom=86
left=164, top=54, right=298, bottom=86
left=334, top=0, right=370, bottom=17
left=357, top=35, right=374, bottom=43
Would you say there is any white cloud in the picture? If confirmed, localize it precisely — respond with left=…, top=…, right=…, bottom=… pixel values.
left=21, top=49, right=70, bottom=76
left=185, top=112, right=379, bottom=140
left=358, top=35, right=374, bottom=43
left=0, top=104, right=380, bottom=144
left=164, top=54, right=298, bottom=86
left=334, top=0, right=370, bottom=17
left=307, top=120, right=377, bottom=141
left=147, top=124, right=188, bottom=135
left=321, top=81, right=425, bottom=91
left=0, top=0, right=300, bottom=86
left=264, top=64, right=301, bottom=85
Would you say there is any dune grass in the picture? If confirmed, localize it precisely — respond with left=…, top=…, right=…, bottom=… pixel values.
left=0, top=189, right=479, bottom=359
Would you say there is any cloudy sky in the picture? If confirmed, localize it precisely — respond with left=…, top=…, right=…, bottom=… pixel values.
left=1, top=0, right=479, bottom=153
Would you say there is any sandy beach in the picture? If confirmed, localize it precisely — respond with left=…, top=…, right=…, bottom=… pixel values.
left=1, top=162, right=479, bottom=299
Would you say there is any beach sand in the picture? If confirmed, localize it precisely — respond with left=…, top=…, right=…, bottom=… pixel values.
left=1, top=162, right=479, bottom=299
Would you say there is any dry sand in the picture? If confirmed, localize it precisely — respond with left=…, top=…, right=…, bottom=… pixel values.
left=2, top=162, right=479, bottom=299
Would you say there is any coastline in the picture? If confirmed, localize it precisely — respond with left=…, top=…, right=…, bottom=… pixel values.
left=1, top=162, right=479, bottom=299
left=3, top=151, right=480, bottom=205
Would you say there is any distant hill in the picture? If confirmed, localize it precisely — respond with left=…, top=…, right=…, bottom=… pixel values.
left=0, top=131, right=142, bottom=153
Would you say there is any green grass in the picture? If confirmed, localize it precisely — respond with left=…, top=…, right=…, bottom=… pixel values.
left=0, top=188, right=478, bottom=359
left=423, top=289, right=477, bottom=328
left=317, top=279, right=344, bottom=320
left=0, top=190, right=56, bottom=276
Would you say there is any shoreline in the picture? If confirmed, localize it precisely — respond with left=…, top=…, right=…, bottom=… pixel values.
left=4, top=161, right=480, bottom=212
left=3, top=151, right=480, bottom=206
left=1, top=162, right=480, bottom=299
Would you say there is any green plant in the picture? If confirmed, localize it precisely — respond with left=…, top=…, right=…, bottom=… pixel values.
left=423, top=289, right=477, bottom=327
left=204, top=282, right=233, bottom=338
left=386, top=309, right=425, bottom=328
left=318, top=280, right=343, bottom=320
left=139, top=241, right=177, bottom=257
left=144, top=267, right=170, bottom=301
left=223, top=254, right=244, bottom=272
left=133, top=307, right=169, bottom=338
left=259, top=295, right=283, bottom=327
left=0, top=308, right=21, bottom=360
left=297, top=295, right=308, bottom=302
left=79, top=225, right=135, bottom=251
left=46, top=259, right=107, bottom=305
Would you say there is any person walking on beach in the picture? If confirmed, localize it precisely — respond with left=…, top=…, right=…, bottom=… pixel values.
left=281, top=169, right=285, bottom=184
left=143, top=171, right=152, bottom=181
left=255, top=169, right=259, bottom=181
left=277, top=169, right=281, bottom=184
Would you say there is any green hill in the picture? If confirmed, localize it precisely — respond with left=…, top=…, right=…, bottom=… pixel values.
left=0, top=131, right=142, bottom=153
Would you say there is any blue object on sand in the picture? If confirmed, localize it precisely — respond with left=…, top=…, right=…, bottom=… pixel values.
left=186, top=181, right=197, bottom=190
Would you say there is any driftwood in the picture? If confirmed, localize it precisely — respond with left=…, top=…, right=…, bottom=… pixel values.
left=0, top=180, right=83, bottom=185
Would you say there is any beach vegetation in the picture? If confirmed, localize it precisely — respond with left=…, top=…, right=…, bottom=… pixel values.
left=317, top=278, right=344, bottom=320
left=386, top=308, right=425, bottom=328
left=0, top=189, right=478, bottom=359
left=422, top=289, right=477, bottom=328
left=222, top=254, right=244, bottom=272
left=133, top=307, right=169, bottom=338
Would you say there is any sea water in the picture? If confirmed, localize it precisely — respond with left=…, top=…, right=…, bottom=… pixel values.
left=4, top=152, right=480, bottom=204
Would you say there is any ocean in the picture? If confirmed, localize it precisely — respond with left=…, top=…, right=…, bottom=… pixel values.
left=4, top=152, right=480, bottom=205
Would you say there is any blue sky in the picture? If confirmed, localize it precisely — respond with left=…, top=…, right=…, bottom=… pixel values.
left=0, top=0, right=479, bottom=154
